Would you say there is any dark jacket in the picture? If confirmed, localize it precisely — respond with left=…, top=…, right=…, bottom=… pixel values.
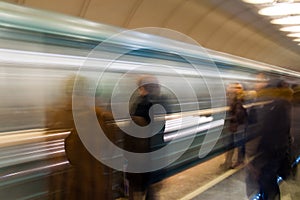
left=258, top=99, right=291, bottom=153
left=228, top=97, right=247, bottom=133
left=127, top=94, right=170, bottom=152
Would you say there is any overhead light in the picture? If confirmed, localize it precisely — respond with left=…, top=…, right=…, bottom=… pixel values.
left=242, top=0, right=274, bottom=4
left=271, top=15, right=300, bottom=25
left=259, top=3, right=300, bottom=16
left=287, top=32, right=300, bottom=37
left=293, top=38, right=300, bottom=42
left=280, top=25, right=300, bottom=32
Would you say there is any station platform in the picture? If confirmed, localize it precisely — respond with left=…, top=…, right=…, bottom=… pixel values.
left=148, top=153, right=300, bottom=200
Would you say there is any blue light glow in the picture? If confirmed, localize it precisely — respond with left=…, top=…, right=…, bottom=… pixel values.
left=251, top=193, right=261, bottom=200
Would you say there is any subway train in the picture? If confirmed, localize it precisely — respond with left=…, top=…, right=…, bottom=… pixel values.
left=0, top=1, right=300, bottom=199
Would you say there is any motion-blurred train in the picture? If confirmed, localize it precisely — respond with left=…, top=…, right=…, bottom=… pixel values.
left=0, top=1, right=299, bottom=199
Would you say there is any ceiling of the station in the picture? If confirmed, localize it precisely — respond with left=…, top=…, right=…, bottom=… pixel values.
left=3, top=0, right=300, bottom=71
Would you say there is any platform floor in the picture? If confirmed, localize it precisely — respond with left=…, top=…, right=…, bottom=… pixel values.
left=149, top=153, right=300, bottom=200
left=147, top=105, right=300, bottom=200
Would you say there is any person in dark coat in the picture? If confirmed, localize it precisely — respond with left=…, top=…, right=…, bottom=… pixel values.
left=247, top=79, right=293, bottom=200
left=126, top=74, right=170, bottom=200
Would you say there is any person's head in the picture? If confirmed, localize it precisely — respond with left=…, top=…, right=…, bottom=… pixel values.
left=255, top=73, right=268, bottom=91
left=137, top=74, right=160, bottom=96
left=277, top=80, right=289, bottom=88
left=227, top=82, right=244, bottom=101
left=257, top=78, right=293, bottom=101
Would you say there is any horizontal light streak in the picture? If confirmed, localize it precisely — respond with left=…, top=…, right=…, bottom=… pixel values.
left=164, top=119, right=224, bottom=142
left=0, top=149, right=65, bottom=168
left=0, top=161, right=69, bottom=180
left=164, top=116, right=213, bottom=133
left=0, top=130, right=70, bottom=147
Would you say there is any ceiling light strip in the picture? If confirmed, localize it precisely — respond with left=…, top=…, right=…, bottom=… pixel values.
left=259, top=3, right=300, bottom=16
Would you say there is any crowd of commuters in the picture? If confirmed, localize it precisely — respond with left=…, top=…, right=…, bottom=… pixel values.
left=46, top=72, right=298, bottom=200
left=219, top=73, right=297, bottom=200
left=47, top=74, right=170, bottom=200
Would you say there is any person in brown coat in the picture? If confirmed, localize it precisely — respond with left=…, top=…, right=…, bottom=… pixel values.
left=47, top=75, right=121, bottom=199
left=220, top=83, right=247, bottom=170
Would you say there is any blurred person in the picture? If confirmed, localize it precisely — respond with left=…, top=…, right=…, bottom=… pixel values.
left=254, top=73, right=269, bottom=92
left=47, top=74, right=118, bottom=200
left=290, top=84, right=300, bottom=178
left=246, top=78, right=293, bottom=200
left=220, top=82, right=247, bottom=170
left=125, top=74, right=170, bottom=200
left=64, top=109, right=116, bottom=200
left=245, top=73, right=269, bottom=198
left=276, top=80, right=294, bottom=101
left=131, top=75, right=170, bottom=151
left=244, top=73, right=268, bottom=159
left=292, top=84, right=300, bottom=105
left=277, top=80, right=298, bottom=178
left=46, top=75, right=78, bottom=130
left=45, top=74, right=91, bottom=199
